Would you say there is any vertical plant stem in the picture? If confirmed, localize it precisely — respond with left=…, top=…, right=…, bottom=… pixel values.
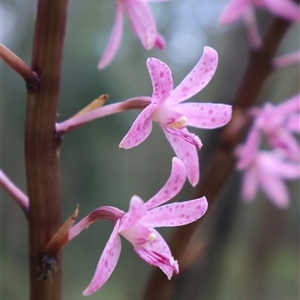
left=25, top=1, right=69, bottom=299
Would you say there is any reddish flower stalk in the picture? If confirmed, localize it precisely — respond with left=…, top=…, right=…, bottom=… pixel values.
left=0, top=169, right=29, bottom=213
left=55, top=98, right=151, bottom=134
left=0, top=43, right=39, bottom=89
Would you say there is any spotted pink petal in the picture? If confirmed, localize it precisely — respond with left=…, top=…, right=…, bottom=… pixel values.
left=142, top=197, right=208, bottom=227
left=119, top=196, right=147, bottom=232
left=98, top=2, right=123, bottom=69
left=170, top=47, right=218, bottom=104
left=262, top=0, right=300, bottom=22
left=219, top=0, right=250, bottom=24
left=145, top=157, right=186, bottom=210
left=175, top=103, right=232, bottom=129
left=133, top=229, right=178, bottom=279
left=241, top=166, right=258, bottom=202
left=123, top=0, right=157, bottom=49
left=286, top=113, right=300, bottom=132
left=119, top=104, right=155, bottom=149
left=162, top=127, right=200, bottom=186
left=258, top=169, right=289, bottom=208
left=83, top=222, right=122, bottom=296
left=147, top=57, right=173, bottom=103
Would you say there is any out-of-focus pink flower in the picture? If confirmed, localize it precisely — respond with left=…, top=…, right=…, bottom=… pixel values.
left=219, top=0, right=300, bottom=49
left=82, top=158, right=208, bottom=295
left=119, top=47, right=232, bottom=186
left=248, top=94, right=300, bottom=161
left=273, top=50, right=300, bottom=69
left=236, top=148, right=300, bottom=208
left=219, top=0, right=300, bottom=25
left=98, top=0, right=168, bottom=69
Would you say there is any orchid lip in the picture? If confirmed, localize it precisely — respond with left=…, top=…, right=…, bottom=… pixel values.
left=167, top=116, right=188, bottom=129
left=147, top=233, right=156, bottom=243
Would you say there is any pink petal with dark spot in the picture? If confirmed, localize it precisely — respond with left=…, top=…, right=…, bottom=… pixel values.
left=145, top=157, right=186, bottom=210
left=154, top=32, right=165, bottom=49
left=162, top=127, right=200, bottom=186
left=176, top=102, right=232, bottom=129
left=133, top=229, right=178, bottom=279
left=147, top=57, right=174, bottom=103
left=170, top=46, right=218, bottom=104
left=119, top=104, right=155, bottom=149
left=142, top=197, right=208, bottom=227
left=83, top=222, right=122, bottom=296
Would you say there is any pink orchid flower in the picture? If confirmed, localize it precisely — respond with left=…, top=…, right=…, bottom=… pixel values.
left=248, top=94, right=300, bottom=161
left=81, top=157, right=208, bottom=295
left=219, top=0, right=300, bottom=25
left=98, top=0, right=167, bottom=69
left=236, top=148, right=300, bottom=208
left=119, top=47, right=232, bottom=186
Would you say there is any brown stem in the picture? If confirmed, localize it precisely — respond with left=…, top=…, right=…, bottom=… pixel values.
left=25, top=1, right=69, bottom=300
left=0, top=43, right=39, bottom=90
left=142, top=17, right=292, bottom=300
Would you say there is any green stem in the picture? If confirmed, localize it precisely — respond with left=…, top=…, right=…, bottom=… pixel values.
left=25, top=1, right=69, bottom=299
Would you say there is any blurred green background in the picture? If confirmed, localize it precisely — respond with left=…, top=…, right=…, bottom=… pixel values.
left=1, top=0, right=299, bottom=299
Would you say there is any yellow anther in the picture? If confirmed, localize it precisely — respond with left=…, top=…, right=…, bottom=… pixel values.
left=147, top=233, right=156, bottom=243
left=169, top=116, right=188, bottom=129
